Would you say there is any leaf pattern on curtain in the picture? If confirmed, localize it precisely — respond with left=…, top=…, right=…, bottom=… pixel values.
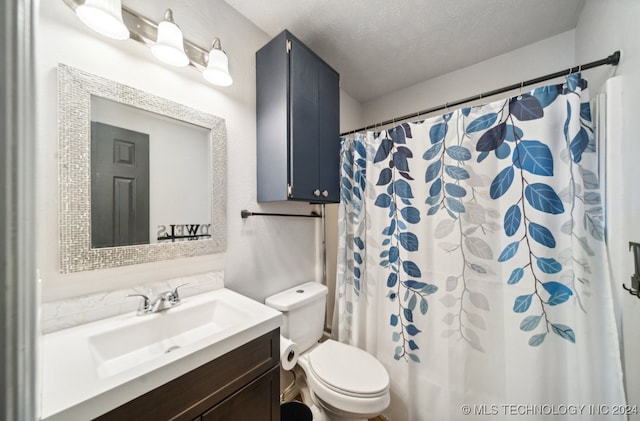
left=337, top=74, right=606, bottom=361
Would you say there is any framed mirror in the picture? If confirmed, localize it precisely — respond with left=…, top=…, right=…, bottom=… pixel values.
left=58, top=64, right=226, bottom=273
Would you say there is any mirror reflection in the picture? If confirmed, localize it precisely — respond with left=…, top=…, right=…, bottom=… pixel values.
left=58, top=64, right=226, bottom=274
left=90, top=97, right=211, bottom=248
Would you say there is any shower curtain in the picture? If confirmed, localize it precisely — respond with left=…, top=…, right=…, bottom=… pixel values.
left=335, top=74, right=627, bottom=420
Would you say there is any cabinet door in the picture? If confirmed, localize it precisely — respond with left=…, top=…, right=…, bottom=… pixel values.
left=317, top=61, right=340, bottom=202
left=202, top=366, right=279, bottom=421
left=289, top=37, right=321, bottom=202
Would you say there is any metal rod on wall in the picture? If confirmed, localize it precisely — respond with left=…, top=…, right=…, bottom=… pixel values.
left=240, top=209, right=322, bottom=219
left=341, top=50, right=621, bottom=136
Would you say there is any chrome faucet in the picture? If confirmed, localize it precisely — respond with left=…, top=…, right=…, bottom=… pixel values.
left=128, top=283, right=188, bottom=316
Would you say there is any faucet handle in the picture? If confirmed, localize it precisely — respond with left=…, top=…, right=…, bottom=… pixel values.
left=127, top=293, right=151, bottom=315
left=171, top=283, right=189, bottom=302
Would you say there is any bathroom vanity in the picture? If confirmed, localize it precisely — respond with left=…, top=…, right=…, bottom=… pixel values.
left=40, top=288, right=282, bottom=421
left=95, top=329, right=280, bottom=421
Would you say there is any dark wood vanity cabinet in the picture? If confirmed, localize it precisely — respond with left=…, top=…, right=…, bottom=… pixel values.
left=94, top=329, right=280, bottom=421
left=256, top=30, right=340, bottom=203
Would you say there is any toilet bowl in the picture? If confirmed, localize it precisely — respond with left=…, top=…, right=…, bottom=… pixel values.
left=265, top=282, right=390, bottom=421
left=298, top=340, right=390, bottom=420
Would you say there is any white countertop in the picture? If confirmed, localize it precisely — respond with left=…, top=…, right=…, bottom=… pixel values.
left=40, top=288, right=281, bottom=421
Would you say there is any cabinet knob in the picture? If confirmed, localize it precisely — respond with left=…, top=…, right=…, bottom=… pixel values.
left=322, top=190, right=329, bottom=197
left=314, top=189, right=321, bottom=197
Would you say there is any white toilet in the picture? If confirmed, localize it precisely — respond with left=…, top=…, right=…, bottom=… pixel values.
left=266, top=282, right=390, bottom=421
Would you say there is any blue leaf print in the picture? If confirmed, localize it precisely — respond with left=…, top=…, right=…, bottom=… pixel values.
left=528, top=222, right=557, bottom=248
left=401, top=207, right=421, bottom=224
left=532, top=85, right=559, bottom=108
left=408, top=340, right=419, bottom=350
left=513, top=140, right=554, bottom=176
left=477, top=151, right=489, bottom=163
left=406, top=324, right=421, bottom=336
left=461, top=107, right=471, bottom=116
left=404, top=280, right=428, bottom=289
left=498, top=242, right=519, bottom=262
left=404, top=308, right=414, bottom=322
left=427, top=205, right=439, bottom=216
left=445, top=183, right=467, bottom=198
left=393, top=152, right=409, bottom=171
left=524, top=183, right=565, bottom=214
left=507, top=268, right=524, bottom=285
left=387, top=273, right=398, bottom=287
left=429, top=178, right=442, bottom=196
left=446, top=145, right=472, bottom=161
left=543, top=282, right=573, bottom=305
left=375, top=193, right=392, bottom=208
left=476, top=122, right=507, bottom=151
left=389, top=126, right=406, bottom=144
left=403, top=261, right=422, bottom=277
left=551, top=323, right=576, bottom=343
left=401, top=123, right=413, bottom=138
left=389, top=246, right=400, bottom=263
left=423, top=142, right=442, bottom=160
left=395, top=179, right=414, bottom=199
left=430, top=122, right=448, bottom=144
left=514, top=294, right=533, bottom=313
left=399, top=232, right=419, bottom=252
left=529, top=333, right=546, bottom=346
left=570, top=127, right=589, bottom=163
left=390, top=314, right=398, bottom=326
left=536, top=257, right=562, bottom=274
left=505, top=125, right=524, bottom=142
left=446, top=197, right=465, bottom=213
left=466, top=112, right=498, bottom=134
left=490, top=166, right=514, bottom=199
left=374, top=138, right=393, bottom=163
left=580, top=102, right=592, bottom=122
left=520, top=315, right=542, bottom=331
left=504, top=205, right=522, bottom=236
left=354, top=139, right=366, bottom=158
left=566, top=73, right=580, bottom=92
left=354, top=237, right=365, bottom=250
left=445, top=166, right=470, bottom=180
left=425, top=160, right=442, bottom=183
left=495, top=142, right=511, bottom=159
left=386, top=219, right=397, bottom=234
left=509, top=94, right=544, bottom=121
left=376, top=168, right=392, bottom=185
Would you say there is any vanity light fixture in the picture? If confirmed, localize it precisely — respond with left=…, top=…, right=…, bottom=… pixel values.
left=75, top=0, right=129, bottom=40
left=151, top=9, right=190, bottom=67
left=203, top=38, right=233, bottom=87
left=63, top=0, right=233, bottom=86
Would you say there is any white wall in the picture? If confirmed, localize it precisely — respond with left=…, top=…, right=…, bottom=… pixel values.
left=575, top=1, right=640, bottom=419
left=359, top=30, right=576, bottom=128
left=37, top=1, right=361, bottom=304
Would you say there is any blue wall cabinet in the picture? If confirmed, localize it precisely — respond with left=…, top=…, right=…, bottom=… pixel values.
left=257, top=30, right=340, bottom=203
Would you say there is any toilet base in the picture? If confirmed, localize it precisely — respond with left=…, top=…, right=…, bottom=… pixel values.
left=291, top=366, right=371, bottom=421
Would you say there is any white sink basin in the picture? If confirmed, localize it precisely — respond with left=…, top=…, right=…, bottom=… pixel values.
left=89, top=297, right=249, bottom=378
left=40, top=288, right=282, bottom=421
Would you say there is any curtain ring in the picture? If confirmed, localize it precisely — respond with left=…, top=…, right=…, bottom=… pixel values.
left=518, top=81, right=524, bottom=100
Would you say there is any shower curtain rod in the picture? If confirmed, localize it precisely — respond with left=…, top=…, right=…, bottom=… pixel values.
left=341, top=50, right=620, bottom=136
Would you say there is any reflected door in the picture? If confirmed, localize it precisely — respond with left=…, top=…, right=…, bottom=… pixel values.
left=91, top=122, right=150, bottom=248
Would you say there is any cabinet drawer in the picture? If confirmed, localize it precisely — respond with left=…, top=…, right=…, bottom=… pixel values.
left=94, top=329, right=279, bottom=421
left=202, top=366, right=279, bottom=421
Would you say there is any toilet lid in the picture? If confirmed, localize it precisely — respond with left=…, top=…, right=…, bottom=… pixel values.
left=308, top=340, right=389, bottom=397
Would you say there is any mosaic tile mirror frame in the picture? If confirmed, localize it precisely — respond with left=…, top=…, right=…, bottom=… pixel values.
left=57, top=64, right=227, bottom=273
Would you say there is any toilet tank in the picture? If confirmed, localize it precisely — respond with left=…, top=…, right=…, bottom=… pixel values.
left=265, top=282, right=327, bottom=353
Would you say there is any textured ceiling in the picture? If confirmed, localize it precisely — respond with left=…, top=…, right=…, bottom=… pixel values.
left=224, top=0, right=585, bottom=102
